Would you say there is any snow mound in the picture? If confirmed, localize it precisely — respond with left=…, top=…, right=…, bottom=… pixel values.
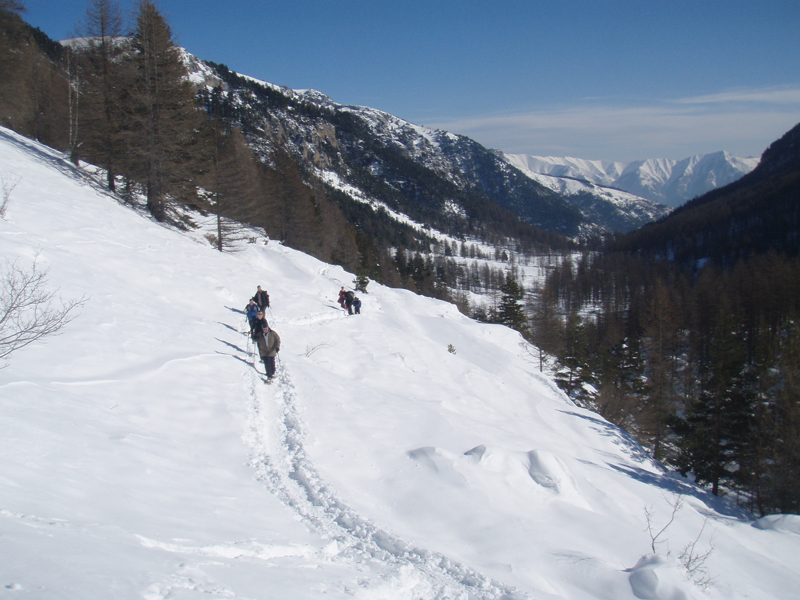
left=405, top=444, right=591, bottom=510
left=625, top=554, right=701, bottom=600
left=753, top=514, right=800, bottom=535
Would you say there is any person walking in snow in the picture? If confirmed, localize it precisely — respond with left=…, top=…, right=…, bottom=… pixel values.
left=344, top=290, right=355, bottom=315
left=245, top=299, right=259, bottom=335
left=337, top=286, right=347, bottom=310
left=253, top=285, right=270, bottom=311
left=256, top=320, right=281, bottom=379
left=353, top=296, right=361, bottom=315
left=251, top=309, right=268, bottom=341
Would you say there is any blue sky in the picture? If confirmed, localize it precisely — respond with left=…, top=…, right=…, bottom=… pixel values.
left=24, top=0, right=800, bottom=161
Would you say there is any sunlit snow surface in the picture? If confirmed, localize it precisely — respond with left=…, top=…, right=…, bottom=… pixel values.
left=0, top=126, right=798, bottom=599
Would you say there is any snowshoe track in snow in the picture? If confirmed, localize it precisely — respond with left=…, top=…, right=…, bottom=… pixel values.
left=243, top=329, right=527, bottom=600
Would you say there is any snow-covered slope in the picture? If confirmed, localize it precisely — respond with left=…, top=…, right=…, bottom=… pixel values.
left=1, top=126, right=798, bottom=599
left=505, top=152, right=760, bottom=208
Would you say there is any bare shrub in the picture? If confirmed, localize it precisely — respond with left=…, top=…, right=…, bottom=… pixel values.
left=1, top=258, right=87, bottom=365
left=1, top=173, right=21, bottom=219
left=642, top=493, right=715, bottom=589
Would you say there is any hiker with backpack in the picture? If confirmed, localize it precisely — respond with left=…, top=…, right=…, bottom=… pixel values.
left=256, top=319, right=281, bottom=379
left=337, top=286, right=347, bottom=310
left=254, top=285, right=270, bottom=311
left=353, top=296, right=361, bottom=314
left=245, top=299, right=259, bottom=335
left=344, top=290, right=355, bottom=315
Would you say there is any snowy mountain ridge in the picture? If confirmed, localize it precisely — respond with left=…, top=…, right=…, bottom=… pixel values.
left=498, top=157, right=673, bottom=232
left=504, top=151, right=760, bottom=208
left=304, top=94, right=673, bottom=234
left=2, top=126, right=799, bottom=599
left=186, top=56, right=670, bottom=237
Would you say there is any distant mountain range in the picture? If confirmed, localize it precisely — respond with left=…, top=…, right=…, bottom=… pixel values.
left=609, top=121, right=800, bottom=265
left=194, top=60, right=681, bottom=239
left=504, top=152, right=760, bottom=208
left=168, top=53, right=757, bottom=240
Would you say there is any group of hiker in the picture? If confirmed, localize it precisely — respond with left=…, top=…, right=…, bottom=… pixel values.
left=244, top=284, right=363, bottom=379
left=337, top=287, right=361, bottom=315
left=245, top=286, right=280, bottom=380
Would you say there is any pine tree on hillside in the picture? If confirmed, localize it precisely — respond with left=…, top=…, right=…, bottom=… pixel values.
left=123, top=0, right=201, bottom=221
left=641, top=277, right=682, bottom=460
left=768, top=325, right=800, bottom=513
left=675, top=312, right=754, bottom=495
left=204, top=124, right=262, bottom=251
left=527, top=281, right=563, bottom=371
left=591, top=309, right=645, bottom=430
left=555, top=310, right=590, bottom=398
left=75, top=0, right=126, bottom=190
left=496, top=273, right=527, bottom=334
left=751, top=322, right=800, bottom=514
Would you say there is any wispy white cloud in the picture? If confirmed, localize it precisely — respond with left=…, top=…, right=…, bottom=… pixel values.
left=673, top=86, right=800, bottom=106
left=427, top=87, right=800, bottom=161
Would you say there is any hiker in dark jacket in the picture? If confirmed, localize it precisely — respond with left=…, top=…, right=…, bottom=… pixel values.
left=353, top=296, right=361, bottom=315
left=256, top=321, right=281, bottom=379
left=251, top=310, right=268, bottom=341
left=254, top=286, right=270, bottom=311
left=344, top=290, right=355, bottom=315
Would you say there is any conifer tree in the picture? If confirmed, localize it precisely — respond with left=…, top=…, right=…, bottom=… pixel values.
left=528, top=281, right=562, bottom=371
left=203, top=124, right=262, bottom=251
left=555, top=310, right=589, bottom=397
left=75, top=0, right=125, bottom=190
left=496, top=273, right=527, bottom=334
left=675, top=312, right=753, bottom=495
left=123, top=0, right=201, bottom=221
left=641, top=278, right=682, bottom=459
left=754, top=322, right=800, bottom=514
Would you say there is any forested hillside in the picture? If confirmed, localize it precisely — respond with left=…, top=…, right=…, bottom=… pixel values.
left=0, top=2, right=69, bottom=150
left=527, top=121, right=800, bottom=515
left=608, top=122, right=800, bottom=266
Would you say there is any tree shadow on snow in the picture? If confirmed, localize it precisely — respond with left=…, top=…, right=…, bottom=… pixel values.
left=558, top=409, right=653, bottom=464
left=225, top=306, right=245, bottom=315
left=560, top=408, right=752, bottom=520
left=0, top=129, right=145, bottom=213
left=608, top=463, right=751, bottom=521
left=1, top=129, right=91, bottom=185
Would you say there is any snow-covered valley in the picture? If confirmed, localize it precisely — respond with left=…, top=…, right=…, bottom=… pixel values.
left=1, top=126, right=798, bottom=599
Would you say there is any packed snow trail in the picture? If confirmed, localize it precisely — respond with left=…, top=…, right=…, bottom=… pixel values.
left=242, top=323, right=528, bottom=600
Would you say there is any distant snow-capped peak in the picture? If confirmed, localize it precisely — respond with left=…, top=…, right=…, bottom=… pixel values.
left=504, top=151, right=759, bottom=208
